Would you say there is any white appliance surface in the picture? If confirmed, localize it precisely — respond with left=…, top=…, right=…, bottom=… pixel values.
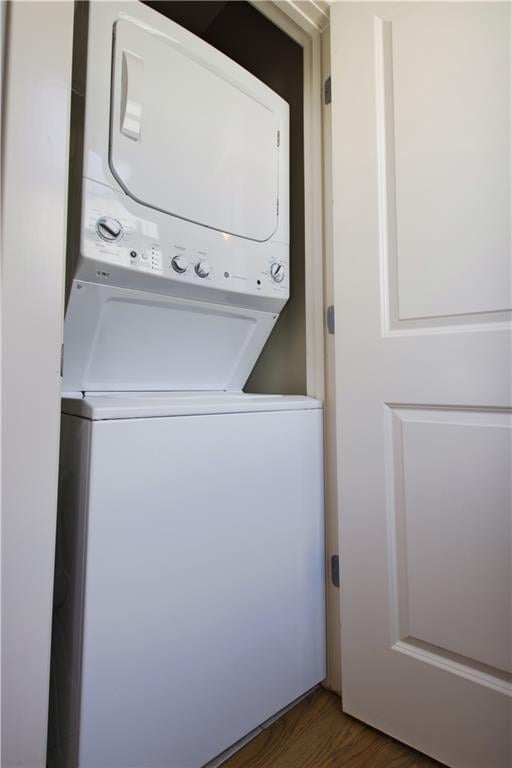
left=82, top=0, right=289, bottom=285
left=65, top=1, right=291, bottom=394
left=55, top=400, right=326, bottom=768
left=111, top=18, right=279, bottom=242
left=62, top=391, right=322, bottom=419
left=63, top=281, right=278, bottom=393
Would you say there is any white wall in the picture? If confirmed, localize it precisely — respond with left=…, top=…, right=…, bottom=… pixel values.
left=1, top=3, right=73, bottom=765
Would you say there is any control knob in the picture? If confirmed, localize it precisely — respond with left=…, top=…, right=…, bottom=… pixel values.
left=270, top=262, right=285, bottom=283
left=171, top=254, right=188, bottom=273
left=96, top=216, right=123, bottom=242
left=195, top=260, right=211, bottom=278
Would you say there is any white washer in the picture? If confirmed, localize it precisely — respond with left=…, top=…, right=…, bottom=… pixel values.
left=53, top=393, right=325, bottom=768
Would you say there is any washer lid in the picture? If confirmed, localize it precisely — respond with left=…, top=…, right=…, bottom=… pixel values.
left=61, top=392, right=323, bottom=420
left=110, top=18, right=283, bottom=242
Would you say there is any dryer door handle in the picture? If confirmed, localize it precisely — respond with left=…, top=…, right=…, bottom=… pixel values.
left=120, top=50, right=143, bottom=141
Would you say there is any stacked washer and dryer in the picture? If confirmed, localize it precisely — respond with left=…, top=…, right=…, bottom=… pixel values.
left=51, top=3, right=325, bottom=767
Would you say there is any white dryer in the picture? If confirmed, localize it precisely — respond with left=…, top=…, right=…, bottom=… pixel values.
left=51, top=2, right=326, bottom=767
left=64, top=0, right=290, bottom=394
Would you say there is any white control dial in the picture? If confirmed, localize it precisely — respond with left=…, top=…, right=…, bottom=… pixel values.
left=270, top=262, right=285, bottom=283
left=96, top=216, right=123, bottom=242
left=171, top=254, right=188, bottom=274
left=195, top=260, right=211, bottom=278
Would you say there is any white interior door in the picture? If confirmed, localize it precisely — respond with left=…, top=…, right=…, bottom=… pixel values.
left=330, top=3, right=511, bottom=767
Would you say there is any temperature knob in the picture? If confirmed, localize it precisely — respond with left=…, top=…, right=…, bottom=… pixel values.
left=270, top=263, right=285, bottom=283
left=96, top=216, right=123, bottom=242
left=171, top=254, right=188, bottom=274
left=195, top=260, right=211, bottom=278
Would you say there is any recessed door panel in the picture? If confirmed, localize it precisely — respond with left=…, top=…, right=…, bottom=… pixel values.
left=392, top=4, right=511, bottom=320
left=389, top=407, right=512, bottom=674
left=110, top=18, right=281, bottom=242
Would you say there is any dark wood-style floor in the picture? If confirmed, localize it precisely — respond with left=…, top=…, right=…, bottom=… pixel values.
left=222, top=688, right=445, bottom=768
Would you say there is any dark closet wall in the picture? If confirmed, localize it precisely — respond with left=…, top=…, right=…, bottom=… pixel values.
left=144, top=1, right=306, bottom=395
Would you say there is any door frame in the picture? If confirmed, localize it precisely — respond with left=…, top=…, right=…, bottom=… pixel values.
left=1, top=3, right=74, bottom=766
left=251, top=0, right=340, bottom=694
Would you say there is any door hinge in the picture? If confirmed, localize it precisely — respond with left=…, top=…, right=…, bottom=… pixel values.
left=276, top=198, right=279, bottom=215
left=277, top=130, right=280, bottom=147
left=331, top=554, right=340, bottom=588
left=60, top=344, right=64, bottom=377
left=324, top=76, right=332, bottom=105
left=326, top=305, right=335, bottom=334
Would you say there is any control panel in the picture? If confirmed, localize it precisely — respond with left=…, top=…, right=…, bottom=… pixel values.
left=81, top=179, right=289, bottom=303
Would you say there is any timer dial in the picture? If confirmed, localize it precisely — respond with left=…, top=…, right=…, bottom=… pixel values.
left=270, top=262, right=285, bottom=283
left=96, top=216, right=123, bottom=242
left=171, top=254, right=188, bottom=274
left=195, top=260, right=211, bottom=278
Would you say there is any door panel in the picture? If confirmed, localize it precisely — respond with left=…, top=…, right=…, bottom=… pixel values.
left=389, top=407, right=511, bottom=673
left=331, top=3, right=511, bottom=766
left=390, top=4, right=510, bottom=320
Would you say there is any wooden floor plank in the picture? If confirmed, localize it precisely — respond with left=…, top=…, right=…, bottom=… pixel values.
left=221, top=689, right=445, bottom=768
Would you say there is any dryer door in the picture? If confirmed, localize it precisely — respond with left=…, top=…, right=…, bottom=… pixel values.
left=110, top=18, right=281, bottom=243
